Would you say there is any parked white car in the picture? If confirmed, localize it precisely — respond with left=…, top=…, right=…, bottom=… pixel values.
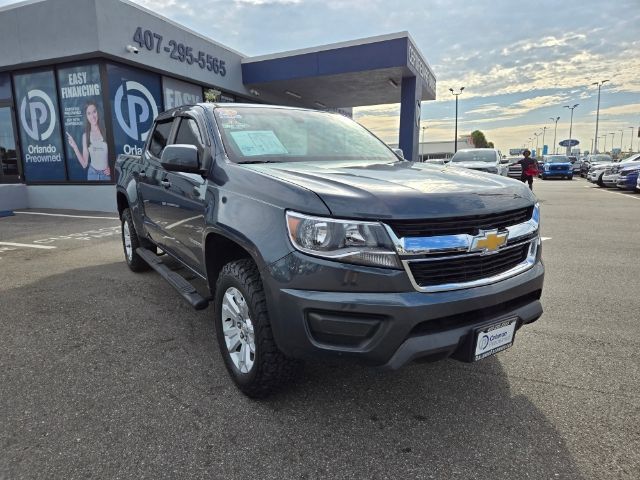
left=448, top=148, right=509, bottom=176
left=600, top=154, right=640, bottom=187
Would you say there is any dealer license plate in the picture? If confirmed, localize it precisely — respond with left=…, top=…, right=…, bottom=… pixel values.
left=474, top=319, right=517, bottom=361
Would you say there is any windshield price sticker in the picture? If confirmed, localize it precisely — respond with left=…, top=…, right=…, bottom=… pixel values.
left=132, top=27, right=227, bottom=77
left=230, top=130, right=288, bottom=157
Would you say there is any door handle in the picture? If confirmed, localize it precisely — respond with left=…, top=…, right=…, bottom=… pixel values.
left=161, top=179, right=171, bottom=188
left=139, top=170, right=146, bottom=178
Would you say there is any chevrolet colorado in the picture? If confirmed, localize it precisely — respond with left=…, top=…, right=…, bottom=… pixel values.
left=116, top=103, right=544, bottom=397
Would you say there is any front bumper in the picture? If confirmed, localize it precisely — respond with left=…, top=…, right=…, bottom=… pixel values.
left=602, top=174, right=619, bottom=186
left=617, top=174, right=638, bottom=190
left=264, top=252, right=544, bottom=368
left=542, top=169, right=572, bottom=177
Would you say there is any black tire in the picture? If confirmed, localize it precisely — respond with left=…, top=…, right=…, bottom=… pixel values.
left=567, top=175, right=573, bottom=180
left=121, top=208, right=151, bottom=272
left=597, top=174, right=605, bottom=187
left=214, top=259, right=299, bottom=398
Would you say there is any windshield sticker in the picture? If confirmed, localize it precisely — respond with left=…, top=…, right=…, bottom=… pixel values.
left=217, top=109, right=240, bottom=118
left=230, top=130, right=288, bottom=156
left=221, top=119, right=249, bottom=129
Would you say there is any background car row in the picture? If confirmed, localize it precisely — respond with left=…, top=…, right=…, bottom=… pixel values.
left=586, top=153, right=640, bottom=191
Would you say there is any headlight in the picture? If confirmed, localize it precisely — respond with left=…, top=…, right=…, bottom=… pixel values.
left=544, top=164, right=550, bottom=170
left=286, top=211, right=401, bottom=269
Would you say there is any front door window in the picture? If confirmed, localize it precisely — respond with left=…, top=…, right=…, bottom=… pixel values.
left=0, top=107, right=19, bottom=183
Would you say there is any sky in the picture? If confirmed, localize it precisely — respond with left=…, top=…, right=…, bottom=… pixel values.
left=4, top=0, right=638, bottom=153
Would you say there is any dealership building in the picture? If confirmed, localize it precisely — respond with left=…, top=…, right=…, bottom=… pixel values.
left=0, top=0, right=436, bottom=212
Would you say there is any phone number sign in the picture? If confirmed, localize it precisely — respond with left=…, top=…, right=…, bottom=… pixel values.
left=132, top=27, right=227, bottom=77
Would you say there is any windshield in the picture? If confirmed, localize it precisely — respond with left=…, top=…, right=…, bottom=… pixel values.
left=214, top=107, right=397, bottom=163
left=450, top=150, right=497, bottom=163
left=619, top=155, right=640, bottom=163
left=591, top=155, right=612, bottom=162
left=546, top=156, right=569, bottom=163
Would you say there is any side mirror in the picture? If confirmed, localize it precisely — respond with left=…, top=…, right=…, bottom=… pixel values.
left=500, top=158, right=509, bottom=164
left=392, top=148, right=404, bottom=160
left=161, top=144, right=201, bottom=173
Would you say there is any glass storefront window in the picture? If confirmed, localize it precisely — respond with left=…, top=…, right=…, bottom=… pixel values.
left=57, top=64, right=110, bottom=182
left=0, top=107, right=20, bottom=182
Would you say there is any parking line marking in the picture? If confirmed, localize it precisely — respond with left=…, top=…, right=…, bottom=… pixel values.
left=541, top=237, right=551, bottom=241
left=582, top=185, right=640, bottom=201
left=0, top=242, right=57, bottom=250
left=15, top=211, right=119, bottom=220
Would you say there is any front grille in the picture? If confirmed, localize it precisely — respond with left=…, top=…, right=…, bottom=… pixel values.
left=387, top=207, right=533, bottom=238
left=550, top=165, right=564, bottom=171
left=408, top=244, right=529, bottom=287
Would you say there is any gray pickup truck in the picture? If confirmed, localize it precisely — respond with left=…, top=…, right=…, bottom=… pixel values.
left=116, top=103, right=544, bottom=397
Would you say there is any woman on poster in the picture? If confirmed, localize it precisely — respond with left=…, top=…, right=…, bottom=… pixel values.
left=66, top=101, right=110, bottom=181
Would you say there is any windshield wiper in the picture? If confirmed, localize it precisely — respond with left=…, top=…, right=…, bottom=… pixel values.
left=237, top=160, right=282, bottom=164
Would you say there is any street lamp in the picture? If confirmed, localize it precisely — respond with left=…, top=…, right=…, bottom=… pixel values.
left=590, top=138, right=593, bottom=154
left=449, top=87, right=464, bottom=153
left=602, top=135, right=608, bottom=153
left=592, top=80, right=609, bottom=153
left=564, top=104, right=579, bottom=155
left=609, top=132, right=615, bottom=152
left=550, top=116, right=560, bottom=154
left=541, top=126, right=548, bottom=156
left=534, top=132, right=541, bottom=157
left=619, top=130, right=624, bottom=151
left=629, top=127, right=635, bottom=152
left=421, top=125, right=427, bottom=160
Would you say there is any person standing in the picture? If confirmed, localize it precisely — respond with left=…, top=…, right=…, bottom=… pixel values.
left=515, top=149, right=538, bottom=190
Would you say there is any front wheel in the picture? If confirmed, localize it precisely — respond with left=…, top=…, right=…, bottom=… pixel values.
left=121, top=208, right=151, bottom=272
left=567, top=175, right=573, bottom=180
left=214, top=259, right=299, bottom=398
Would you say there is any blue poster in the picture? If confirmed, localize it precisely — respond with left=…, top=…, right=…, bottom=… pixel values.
left=58, top=64, right=110, bottom=181
left=107, top=64, right=162, bottom=158
left=13, top=70, right=67, bottom=182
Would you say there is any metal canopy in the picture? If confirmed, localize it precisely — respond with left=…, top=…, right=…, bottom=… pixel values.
left=241, top=32, right=436, bottom=110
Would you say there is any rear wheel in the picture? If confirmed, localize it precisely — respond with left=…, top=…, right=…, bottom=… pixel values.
left=121, top=208, right=151, bottom=272
left=214, top=259, right=299, bottom=398
left=597, top=174, right=605, bottom=187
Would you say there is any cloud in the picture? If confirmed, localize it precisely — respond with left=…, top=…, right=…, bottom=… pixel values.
left=590, top=103, right=640, bottom=117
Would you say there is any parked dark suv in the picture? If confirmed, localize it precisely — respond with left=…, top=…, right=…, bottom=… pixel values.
left=116, top=104, right=544, bottom=397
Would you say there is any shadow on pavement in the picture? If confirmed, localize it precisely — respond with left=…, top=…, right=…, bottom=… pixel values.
left=0, top=262, right=584, bottom=479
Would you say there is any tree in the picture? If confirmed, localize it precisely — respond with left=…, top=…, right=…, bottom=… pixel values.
left=488, top=141, right=495, bottom=148
left=471, top=130, right=490, bottom=148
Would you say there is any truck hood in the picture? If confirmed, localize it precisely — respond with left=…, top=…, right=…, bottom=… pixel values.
left=242, top=160, right=534, bottom=219
left=449, top=161, right=497, bottom=170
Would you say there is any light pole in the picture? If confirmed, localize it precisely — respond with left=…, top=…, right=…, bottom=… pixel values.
left=541, top=126, right=548, bottom=156
left=609, top=132, right=615, bottom=153
left=564, top=104, right=579, bottom=155
left=534, top=132, right=541, bottom=157
left=550, top=116, right=560, bottom=154
left=603, top=135, right=607, bottom=153
left=630, top=127, right=635, bottom=152
left=590, top=138, right=593, bottom=154
left=421, top=125, right=427, bottom=161
left=449, top=87, right=464, bottom=153
left=592, top=80, right=609, bottom=153
left=619, top=130, right=624, bottom=152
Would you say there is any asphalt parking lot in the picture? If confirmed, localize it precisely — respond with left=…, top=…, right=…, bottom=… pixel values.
left=1, top=178, right=639, bottom=480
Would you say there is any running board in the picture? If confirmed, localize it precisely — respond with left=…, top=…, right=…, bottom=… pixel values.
left=137, top=247, right=209, bottom=310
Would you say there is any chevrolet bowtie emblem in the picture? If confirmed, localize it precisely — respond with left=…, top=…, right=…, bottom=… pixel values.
left=470, top=229, right=508, bottom=253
